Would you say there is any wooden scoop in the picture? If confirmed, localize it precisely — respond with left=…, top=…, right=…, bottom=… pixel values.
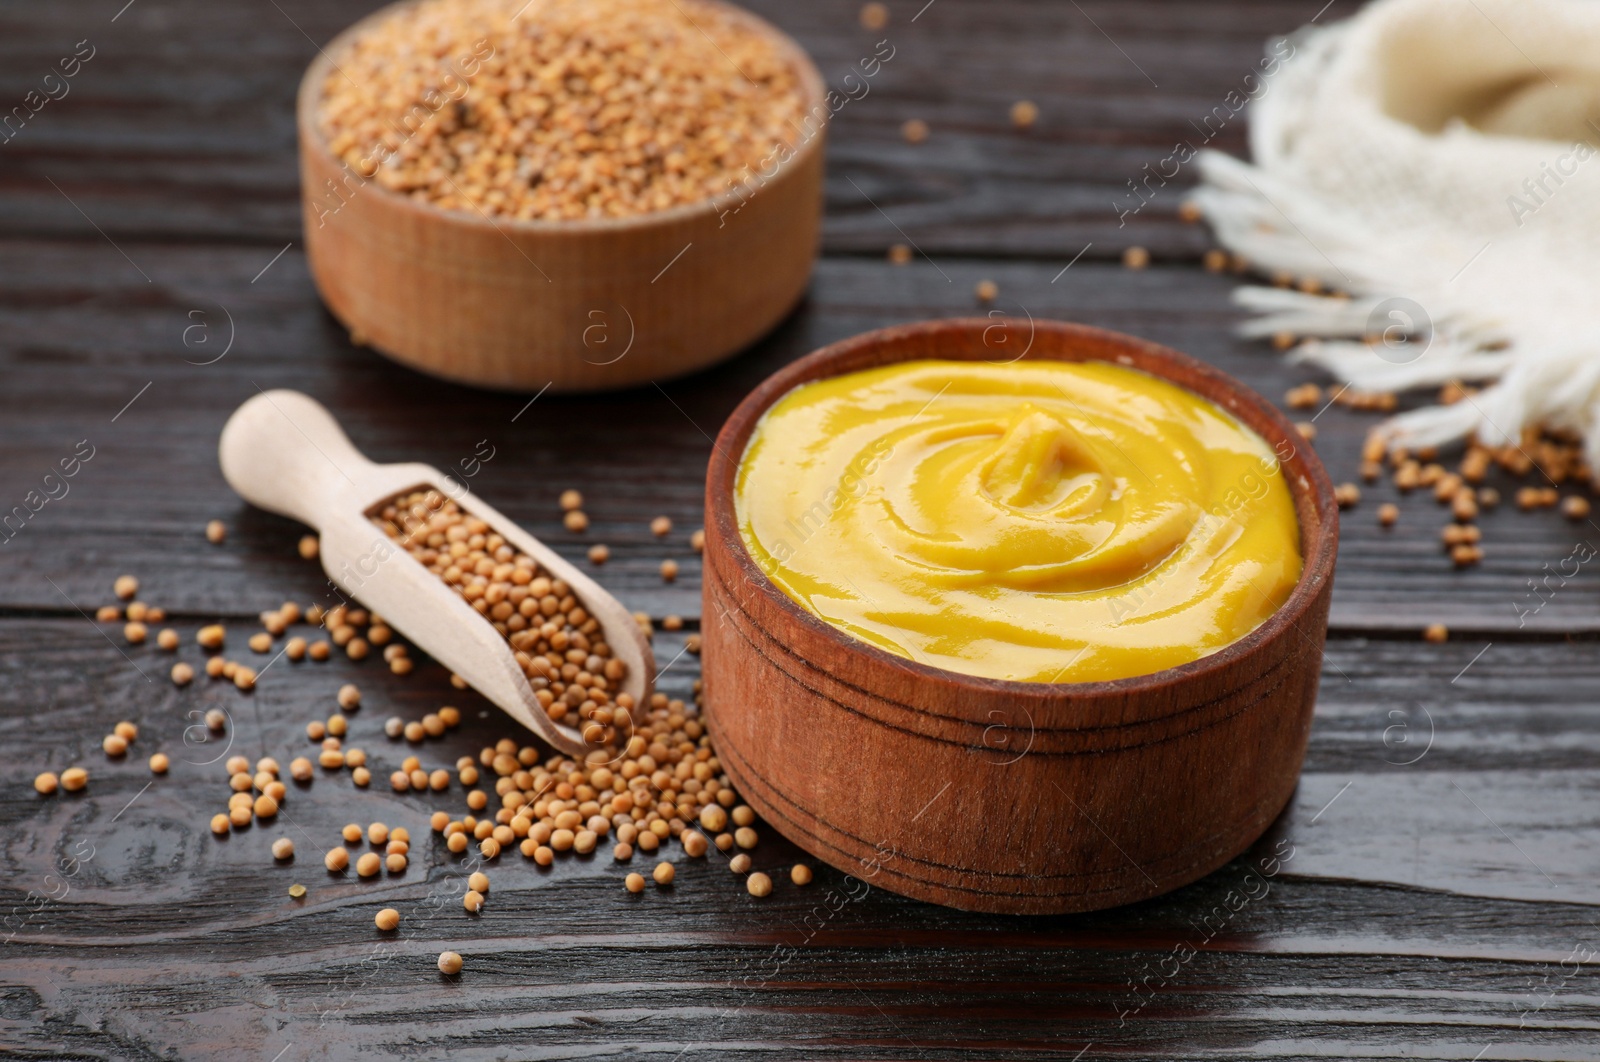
left=218, top=389, right=654, bottom=758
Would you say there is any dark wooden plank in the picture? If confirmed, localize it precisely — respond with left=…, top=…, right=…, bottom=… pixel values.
left=3, top=623, right=1600, bottom=1059
left=2, top=2, right=1587, bottom=1059
left=0, top=239, right=1589, bottom=634
left=0, top=0, right=1302, bottom=257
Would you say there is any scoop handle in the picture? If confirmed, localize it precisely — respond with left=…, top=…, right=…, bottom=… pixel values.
left=218, top=390, right=381, bottom=529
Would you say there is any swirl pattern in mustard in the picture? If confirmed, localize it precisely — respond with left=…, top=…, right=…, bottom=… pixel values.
left=735, top=359, right=1302, bottom=683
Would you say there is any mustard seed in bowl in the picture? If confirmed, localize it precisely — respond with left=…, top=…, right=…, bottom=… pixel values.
left=317, top=0, right=809, bottom=223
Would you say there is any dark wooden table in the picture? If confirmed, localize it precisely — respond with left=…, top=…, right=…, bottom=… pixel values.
left=4, top=1, right=1599, bottom=1058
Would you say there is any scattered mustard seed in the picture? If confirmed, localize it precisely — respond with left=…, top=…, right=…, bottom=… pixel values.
left=747, top=872, right=773, bottom=898
left=588, top=544, right=610, bottom=565
left=34, top=772, right=58, bottom=795
left=887, top=243, right=912, bottom=266
left=1122, top=246, right=1150, bottom=270
left=298, top=535, right=319, bottom=560
left=197, top=625, right=225, bottom=650
left=1285, top=383, right=1322, bottom=410
left=625, top=872, right=646, bottom=893
left=902, top=118, right=929, bottom=144
left=1423, top=623, right=1449, bottom=644
left=375, top=908, right=400, bottom=931
left=272, top=838, right=295, bottom=860
left=563, top=510, right=589, bottom=533
left=1010, top=100, right=1039, bottom=129
left=248, top=632, right=272, bottom=653
left=205, top=520, right=226, bottom=544
left=660, top=559, right=680, bottom=582
left=288, top=883, right=307, bottom=899
left=114, top=575, right=138, bottom=600
left=975, top=279, right=999, bottom=303
left=61, top=767, right=87, bottom=792
left=791, top=864, right=813, bottom=886
left=464, top=890, right=484, bottom=913
left=1377, top=503, right=1399, bottom=528
left=729, top=853, right=752, bottom=874
left=651, top=516, right=672, bottom=537
left=653, top=861, right=675, bottom=886
left=437, top=951, right=462, bottom=975
left=124, top=622, right=147, bottom=646
left=211, top=814, right=230, bottom=836
left=690, top=529, right=705, bottom=552
left=149, top=753, right=169, bottom=774
left=102, top=734, right=128, bottom=757
left=860, top=1, right=889, bottom=30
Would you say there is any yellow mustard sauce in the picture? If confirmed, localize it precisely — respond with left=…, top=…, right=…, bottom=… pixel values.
left=734, top=359, right=1303, bottom=683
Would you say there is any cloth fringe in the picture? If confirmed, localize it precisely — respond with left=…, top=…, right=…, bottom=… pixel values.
left=1190, top=0, right=1600, bottom=471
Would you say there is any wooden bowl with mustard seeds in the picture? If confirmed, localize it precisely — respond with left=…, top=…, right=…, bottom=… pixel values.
left=298, top=0, right=827, bottom=393
left=701, top=318, right=1339, bottom=915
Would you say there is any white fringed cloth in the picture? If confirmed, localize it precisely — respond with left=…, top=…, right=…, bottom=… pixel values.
left=1193, top=0, right=1600, bottom=466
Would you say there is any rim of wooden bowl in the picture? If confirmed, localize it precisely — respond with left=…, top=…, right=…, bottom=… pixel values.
left=295, top=0, right=828, bottom=237
left=706, top=317, right=1340, bottom=718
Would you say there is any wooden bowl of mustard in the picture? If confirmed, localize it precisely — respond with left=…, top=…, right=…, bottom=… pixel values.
left=295, top=0, right=827, bottom=393
left=701, top=318, right=1338, bottom=915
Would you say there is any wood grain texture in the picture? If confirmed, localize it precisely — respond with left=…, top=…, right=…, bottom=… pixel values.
left=0, top=0, right=1282, bottom=257
left=701, top=319, right=1337, bottom=914
left=4, top=625, right=1600, bottom=1058
left=2, top=0, right=1597, bottom=1056
left=0, top=242, right=1591, bottom=633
